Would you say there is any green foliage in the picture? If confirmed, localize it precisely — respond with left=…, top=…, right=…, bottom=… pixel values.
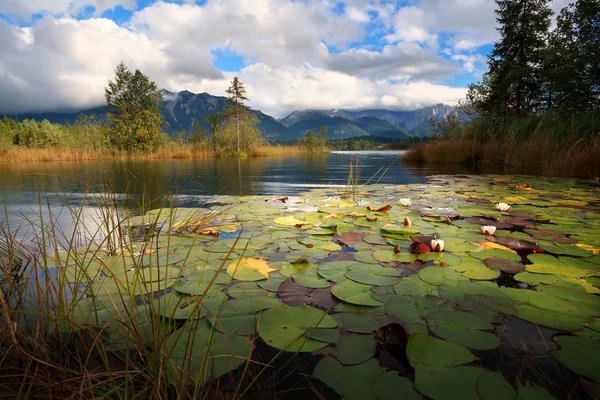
left=212, top=77, right=264, bottom=155
left=105, top=62, right=166, bottom=152
left=301, top=125, right=329, bottom=151
left=0, top=115, right=111, bottom=151
left=544, top=0, right=600, bottom=112
left=475, top=0, right=553, bottom=117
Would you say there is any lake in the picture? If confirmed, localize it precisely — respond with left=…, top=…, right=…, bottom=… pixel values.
left=1, top=151, right=599, bottom=399
left=0, top=151, right=473, bottom=242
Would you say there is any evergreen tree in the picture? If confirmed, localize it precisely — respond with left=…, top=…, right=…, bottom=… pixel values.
left=480, top=0, right=553, bottom=117
left=224, top=77, right=250, bottom=153
left=545, top=0, right=600, bottom=112
left=105, top=62, right=166, bottom=151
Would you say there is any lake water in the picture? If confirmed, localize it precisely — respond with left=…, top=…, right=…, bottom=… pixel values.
left=0, top=150, right=476, bottom=245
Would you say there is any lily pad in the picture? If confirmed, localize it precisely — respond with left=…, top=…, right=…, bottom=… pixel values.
left=553, top=335, right=600, bottom=383
left=427, top=310, right=500, bottom=350
left=277, top=279, right=339, bottom=308
left=226, top=258, right=276, bottom=281
left=313, top=357, right=420, bottom=400
left=331, top=280, right=384, bottom=306
left=257, top=305, right=337, bottom=352
left=345, top=264, right=401, bottom=286
left=407, top=333, right=477, bottom=369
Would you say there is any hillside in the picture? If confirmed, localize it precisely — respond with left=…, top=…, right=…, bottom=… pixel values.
left=7, top=91, right=454, bottom=140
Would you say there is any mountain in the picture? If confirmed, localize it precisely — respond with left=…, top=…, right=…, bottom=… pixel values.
left=7, top=91, right=454, bottom=141
left=9, top=90, right=292, bottom=138
left=279, top=104, right=455, bottom=138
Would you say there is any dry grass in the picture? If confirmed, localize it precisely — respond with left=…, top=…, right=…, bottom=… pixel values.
left=404, top=135, right=600, bottom=178
left=0, top=145, right=319, bottom=162
left=249, top=145, right=330, bottom=157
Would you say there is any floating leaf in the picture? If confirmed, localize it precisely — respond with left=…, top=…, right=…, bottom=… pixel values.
left=427, top=310, right=500, bottom=350
left=277, top=279, right=338, bottom=308
left=226, top=258, right=276, bottom=281
left=415, top=366, right=486, bottom=400
left=419, top=266, right=468, bottom=286
left=345, top=264, right=401, bottom=286
left=553, top=335, right=600, bottom=383
left=386, top=295, right=452, bottom=334
left=257, top=305, right=337, bottom=352
left=313, top=357, right=420, bottom=400
left=407, top=333, right=477, bottom=369
left=331, top=280, right=384, bottom=306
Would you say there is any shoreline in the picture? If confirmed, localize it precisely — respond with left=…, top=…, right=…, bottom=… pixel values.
left=404, top=137, right=600, bottom=179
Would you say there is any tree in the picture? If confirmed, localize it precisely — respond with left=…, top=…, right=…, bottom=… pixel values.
left=544, top=0, right=600, bottom=112
left=478, top=0, right=553, bottom=117
left=224, top=77, right=250, bottom=153
left=105, top=62, right=166, bottom=152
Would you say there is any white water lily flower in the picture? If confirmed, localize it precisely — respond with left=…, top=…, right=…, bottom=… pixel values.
left=430, top=239, right=445, bottom=252
left=404, top=217, right=412, bottom=226
left=480, top=225, right=497, bottom=235
left=495, top=203, right=510, bottom=212
left=399, top=198, right=412, bottom=207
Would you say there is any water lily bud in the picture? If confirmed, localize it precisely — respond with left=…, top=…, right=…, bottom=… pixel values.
left=430, top=239, right=445, bottom=252
left=480, top=225, right=497, bottom=235
left=399, top=198, right=412, bottom=207
left=404, top=217, right=412, bottom=226
left=495, top=203, right=511, bottom=212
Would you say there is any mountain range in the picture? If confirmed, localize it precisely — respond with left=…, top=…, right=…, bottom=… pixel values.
left=7, top=90, right=455, bottom=141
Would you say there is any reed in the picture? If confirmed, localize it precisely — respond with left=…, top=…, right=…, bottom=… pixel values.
left=0, top=178, right=321, bottom=398
left=406, top=110, right=600, bottom=178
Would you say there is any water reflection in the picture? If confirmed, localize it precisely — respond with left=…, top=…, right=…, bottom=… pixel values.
left=0, top=151, right=477, bottom=245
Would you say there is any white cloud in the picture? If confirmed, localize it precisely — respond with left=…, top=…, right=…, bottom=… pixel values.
left=0, top=0, right=474, bottom=116
left=198, top=63, right=467, bottom=118
left=327, top=42, right=458, bottom=81
left=0, top=0, right=136, bottom=19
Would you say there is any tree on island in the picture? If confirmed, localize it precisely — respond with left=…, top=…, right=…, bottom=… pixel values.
left=105, top=62, right=166, bottom=152
left=211, top=77, right=263, bottom=155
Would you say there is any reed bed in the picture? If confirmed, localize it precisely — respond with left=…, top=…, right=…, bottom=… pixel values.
left=0, top=181, right=320, bottom=399
left=405, top=111, right=600, bottom=178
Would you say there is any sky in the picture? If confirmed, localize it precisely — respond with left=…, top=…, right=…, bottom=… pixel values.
left=0, top=0, right=572, bottom=118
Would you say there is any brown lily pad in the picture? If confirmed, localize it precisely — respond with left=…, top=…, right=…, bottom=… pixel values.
left=465, top=218, right=514, bottom=230
left=338, top=232, right=367, bottom=247
left=277, top=279, right=338, bottom=308
left=507, top=239, right=544, bottom=255
left=367, top=205, right=392, bottom=212
left=483, top=257, right=526, bottom=274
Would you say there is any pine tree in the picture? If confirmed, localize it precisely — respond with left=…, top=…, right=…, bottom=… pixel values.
left=224, top=77, right=250, bottom=153
left=545, top=0, right=600, bottom=112
left=482, top=0, right=553, bottom=117
left=105, top=62, right=166, bottom=151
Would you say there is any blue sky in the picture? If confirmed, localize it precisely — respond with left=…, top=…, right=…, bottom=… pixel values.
left=0, top=0, right=571, bottom=117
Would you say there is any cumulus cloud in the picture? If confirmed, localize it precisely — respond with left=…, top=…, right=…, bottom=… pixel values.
left=0, top=0, right=136, bottom=19
left=207, top=64, right=467, bottom=118
left=0, top=0, right=481, bottom=116
left=327, top=42, right=458, bottom=81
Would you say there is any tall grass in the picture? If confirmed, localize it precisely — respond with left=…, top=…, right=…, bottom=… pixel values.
left=0, top=179, right=322, bottom=398
left=405, top=110, right=600, bottom=178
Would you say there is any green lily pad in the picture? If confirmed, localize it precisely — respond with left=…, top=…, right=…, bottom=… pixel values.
left=386, top=295, right=453, bottom=334
left=165, top=321, right=252, bottom=384
left=415, top=366, right=486, bottom=400
left=419, top=266, right=468, bottom=286
left=427, top=310, right=500, bottom=350
left=344, top=264, right=401, bottom=286
left=313, top=357, right=420, bottom=400
left=407, top=333, right=477, bottom=369
left=393, top=275, right=439, bottom=297
left=331, top=280, right=384, bottom=306
left=257, top=305, right=337, bottom=352
left=553, top=335, right=600, bottom=383
left=210, top=296, right=282, bottom=335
